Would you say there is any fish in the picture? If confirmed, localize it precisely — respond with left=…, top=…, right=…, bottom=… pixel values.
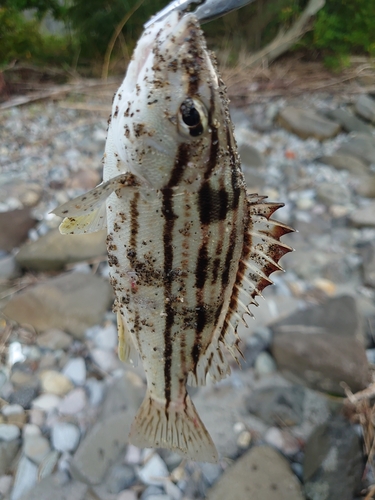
left=52, top=10, right=293, bottom=462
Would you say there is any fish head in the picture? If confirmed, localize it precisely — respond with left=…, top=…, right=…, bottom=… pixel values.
left=110, top=11, right=230, bottom=190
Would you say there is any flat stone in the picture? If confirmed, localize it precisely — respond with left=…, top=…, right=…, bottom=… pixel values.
left=11, top=455, right=38, bottom=500
left=278, top=107, right=340, bottom=140
left=24, top=435, right=51, bottom=464
left=91, top=348, right=122, bottom=373
left=51, top=422, right=80, bottom=452
left=17, top=474, right=88, bottom=500
left=323, top=108, right=373, bottom=134
left=272, top=331, right=369, bottom=396
left=39, top=371, right=73, bottom=397
left=0, top=208, right=37, bottom=252
left=36, top=329, right=73, bottom=350
left=207, top=445, right=304, bottom=500
left=32, top=394, right=61, bottom=412
left=336, top=133, right=375, bottom=165
left=355, top=94, right=375, bottom=123
left=303, top=416, right=363, bottom=500
left=8, top=387, right=37, bottom=409
left=0, top=475, right=13, bottom=497
left=349, top=202, right=375, bottom=227
left=100, top=371, right=145, bottom=420
left=2, top=272, right=113, bottom=339
left=62, top=358, right=86, bottom=386
left=245, top=385, right=305, bottom=426
left=58, top=388, right=86, bottom=415
left=16, top=228, right=107, bottom=271
left=271, top=295, right=362, bottom=340
left=71, top=410, right=133, bottom=485
left=319, top=154, right=369, bottom=176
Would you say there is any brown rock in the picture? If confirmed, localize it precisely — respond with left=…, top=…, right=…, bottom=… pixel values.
left=2, top=272, right=113, bottom=339
left=0, top=208, right=37, bottom=252
left=278, top=107, right=340, bottom=140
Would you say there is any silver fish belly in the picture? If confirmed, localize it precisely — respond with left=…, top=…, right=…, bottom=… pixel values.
left=53, top=11, right=293, bottom=463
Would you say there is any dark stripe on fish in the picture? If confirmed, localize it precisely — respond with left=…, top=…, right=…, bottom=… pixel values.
left=162, top=188, right=177, bottom=412
left=191, top=306, right=206, bottom=367
left=195, top=244, right=209, bottom=290
left=129, top=192, right=140, bottom=250
left=198, top=183, right=229, bottom=225
left=168, top=143, right=190, bottom=188
left=204, top=86, right=219, bottom=180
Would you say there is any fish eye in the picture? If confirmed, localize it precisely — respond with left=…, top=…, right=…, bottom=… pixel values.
left=178, top=97, right=208, bottom=138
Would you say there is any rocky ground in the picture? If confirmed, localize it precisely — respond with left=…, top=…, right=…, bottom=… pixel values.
left=0, top=81, right=375, bottom=500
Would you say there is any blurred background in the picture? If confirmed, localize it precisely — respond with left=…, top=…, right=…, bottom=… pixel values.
left=1, top=1, right=375, bottom=499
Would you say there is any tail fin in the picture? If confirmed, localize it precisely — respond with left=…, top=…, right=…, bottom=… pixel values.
left=129, top=391, right=218, bottom=463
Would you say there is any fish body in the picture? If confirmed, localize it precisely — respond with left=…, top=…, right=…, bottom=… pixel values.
left=53, top=11, right=293, bottom=462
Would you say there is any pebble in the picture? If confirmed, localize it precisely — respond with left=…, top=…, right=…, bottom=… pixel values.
left=85, top=378, right=105, bottom=406
left=32, top=394, right=61, bottom=412
left=24, top=434, right=51, bottom=464
left=0, top=475, right=13, bottom=497
left=11, top=456, right=38, bottom=500
left=0, top=424, right=20, bottom=442
left=117, top=491, right=137, bottom=500
left=106, top=464, right=136, bottom=493
left=254, top=351, right=277, bottom=375
left=93, top=322, right=118, bottom=350
left=91, top=348, right=121, bottom=373
left=37, top=329, right=72, bottom=350
left=51, top=422, right=80, bottom=452
left=62, top=358, right=86, bottom=386
left=137, top=453, right=169, bottom=486
left=58, top=388, right=87, bottom=415
left=39, top=371, right=73, bottom=396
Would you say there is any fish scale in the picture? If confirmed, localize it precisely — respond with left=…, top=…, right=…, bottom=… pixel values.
left=52, top=10, right=293, bottom=463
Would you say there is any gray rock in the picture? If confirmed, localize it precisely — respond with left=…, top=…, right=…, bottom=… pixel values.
left=105, top=464, right=135, bottom=493
left=71, top=410, right=133, bottom=485
left=36, top=329, right=73, bottom=350
left=336, top=133, right=375, bottom=165
left=271, top=295, right=362, bottom=340
left=11, top=456, right=38, bottom=500
left=0, top=424, right=20, bottom=442
left=0, top=180, right=42, bottom=209
left=100, top=371, right=145, bottom=420
left=0, top=439, right=20, bottom=475
left=16, top=228, right=107, bottom=271
left=62, top=358, right=86, bottom=386
left=0, top=254, right=20, bottom=279
left=349, top=202, right=375, bottom=228
left=355, top=94, right=375, bottom=123
left=316, top=181, right=351, bottom=206
left=272, top=331, right=369, bottom=396
left=360, top=243, right=375, bottom=288
left=9, top=386, right=37, bottom=409
left=2, top=272, right=113, bottom=339
left=323, top=108, right=373, bottom=134
left=85, top=378, right=105, bottom=407
left=201, top=463, right=222, bottom=486
left=245, top=385, right=305, bottom=426
left=278, top=107, right=340, bottom=140
left=303, top=416, right=363, bottom=500
left=137, top=453, right=169, bottom=486
left=24, top=435, right=51, bottom=465
left=17, top=474, right=88, bottom=500
left=140, top=486, right=164, bottom=500
left=0, top=475, right=13, bottom=497
left=254, top=351, right=277, bottom=376
left=319, top=154, right=369, bottom=176
left=0, top=208, right=37, bottom=252
left=51, top=422, right=80, bottom=452
left=206, top=445, right=304, bottom=500
left=117, top=491, right=137, bottom=500
left=92, top=323, right=118, bottom=350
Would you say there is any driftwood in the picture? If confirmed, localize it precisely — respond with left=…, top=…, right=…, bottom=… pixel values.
left=245, top=0, right=325, bottom=67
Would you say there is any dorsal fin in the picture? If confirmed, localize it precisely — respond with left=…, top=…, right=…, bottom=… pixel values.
left=219, top=194, right=294, bottom=354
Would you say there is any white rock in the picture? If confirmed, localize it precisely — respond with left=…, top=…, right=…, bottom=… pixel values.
left=117, top=490, right=137, bottom=500
left=0, top=475, right=13, bottom=496
left=11, top=456, right=38, bottom=500
left=93, top=323, right=118, bottom=350
left=24, top=435, right=51, bottom=464
left=51, top=422, right=80, bottom=452
left=0, top=424, right=20, bottom=442
left=2, top=404, right=24, bottom=417
left=85, top=378, right=105, bottom=406
left=58, top=388, right=87, bottom=415
left=254, top=352, right=277, bottom=376
left=62, top=357, right=86, bottom=386
left=137, top=453, right=169, bottom=486
left=125, top=444, right=142, bottom=465
left=22, top=424, right=41, bottom=439
left=91, top=348, right=120, bottom=372
left=32, top=394, right=62, bottom=412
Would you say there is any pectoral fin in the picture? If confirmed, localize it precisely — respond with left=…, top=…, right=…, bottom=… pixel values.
left=51, top=172, right=140, bottom=235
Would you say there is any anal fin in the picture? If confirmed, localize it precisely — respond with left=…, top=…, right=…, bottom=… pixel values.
left=187, top=342, right=231, bottom=387
left=117, top=311, right=138, bottom=366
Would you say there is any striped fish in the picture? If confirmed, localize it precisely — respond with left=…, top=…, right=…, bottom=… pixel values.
left=52, top=11, right=293, bottom=462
